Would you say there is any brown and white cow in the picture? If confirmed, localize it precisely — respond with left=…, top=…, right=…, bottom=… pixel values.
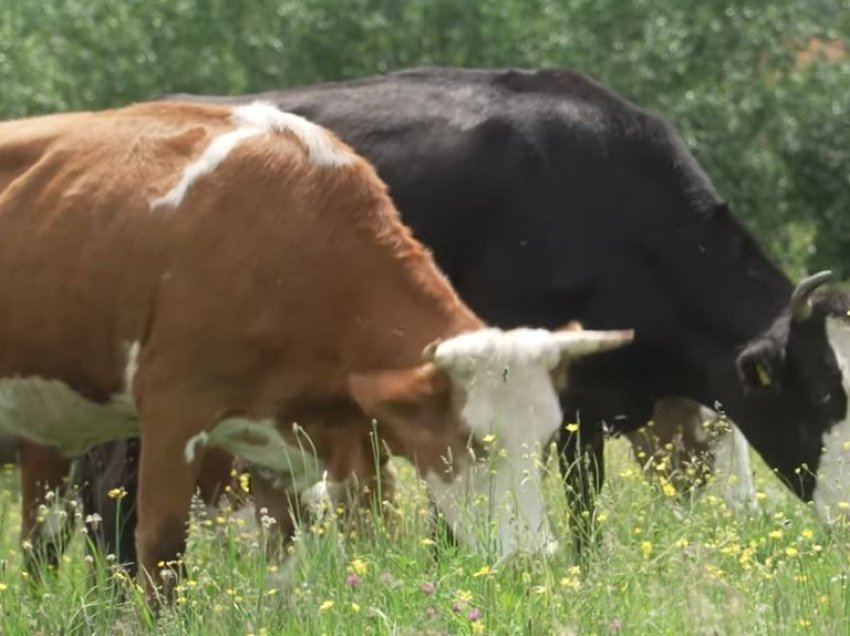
left=0, top=101, right=633, bottom=599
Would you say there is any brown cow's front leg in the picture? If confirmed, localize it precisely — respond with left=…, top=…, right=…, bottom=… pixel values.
left=135, top=408, right=206, bottom=606
left=19, top=441, right=72, bottom=579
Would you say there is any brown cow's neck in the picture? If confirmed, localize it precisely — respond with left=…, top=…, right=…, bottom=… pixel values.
left=334, top=177, right=482, bottom=371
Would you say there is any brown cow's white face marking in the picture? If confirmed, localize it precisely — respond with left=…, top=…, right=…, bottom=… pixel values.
left=426, top=327, right=632, bottom=558
left=812, top=318, right=850, bottom=523
left=151, top=101, right=352, bottom=210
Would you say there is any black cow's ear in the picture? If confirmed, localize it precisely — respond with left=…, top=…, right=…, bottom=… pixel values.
left=736, top=338, right=783, bottom=391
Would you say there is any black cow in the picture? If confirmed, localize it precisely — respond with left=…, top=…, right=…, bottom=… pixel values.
left=75, top=67, right=847, bottom=565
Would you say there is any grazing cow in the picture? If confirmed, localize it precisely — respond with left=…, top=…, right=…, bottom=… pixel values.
left=167, top=67, right=850, bottom=527
left=77, top=66, right=850, bottom=561
left=0, top=100, right=634, bottom=599
left=629, top=288, right=850, bottom=512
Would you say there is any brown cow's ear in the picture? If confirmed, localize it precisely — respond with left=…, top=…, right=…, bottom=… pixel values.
left=347, top=364, right=452, bottom=434
left=559, top=320, right=584, bottom=332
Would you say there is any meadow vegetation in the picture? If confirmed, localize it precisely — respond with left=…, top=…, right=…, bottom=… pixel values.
left=0, top=437, right=848, bottom=635
left=2, top=2, right=850, bottom=634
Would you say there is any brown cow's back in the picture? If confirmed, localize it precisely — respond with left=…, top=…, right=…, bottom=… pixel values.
left=0, top=102, right=476, bottom=440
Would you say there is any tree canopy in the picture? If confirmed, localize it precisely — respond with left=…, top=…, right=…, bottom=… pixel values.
left=2, top=0, right=848, bottom=277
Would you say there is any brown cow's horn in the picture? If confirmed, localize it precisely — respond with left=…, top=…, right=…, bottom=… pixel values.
left=791, top=270, right=833, bottom=321
left=422, top=338, right=442, bottom=362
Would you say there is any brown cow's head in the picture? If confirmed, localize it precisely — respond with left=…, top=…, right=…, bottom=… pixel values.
left=349, top=325, right=634, bottom=558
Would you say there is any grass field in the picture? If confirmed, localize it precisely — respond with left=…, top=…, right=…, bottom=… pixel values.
left=0, top=439, right=848, bottom=635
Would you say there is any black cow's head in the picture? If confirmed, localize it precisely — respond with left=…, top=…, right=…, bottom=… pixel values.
left=735, top=271, right=850, bottom=513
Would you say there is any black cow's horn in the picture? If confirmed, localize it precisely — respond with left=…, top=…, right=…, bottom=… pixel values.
left=791, top=270, right=833, bottom=321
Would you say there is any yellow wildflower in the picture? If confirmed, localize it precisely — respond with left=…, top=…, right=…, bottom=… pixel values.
left=420, top=538, right=435, bottom=547
left=319, top=600, right=334, bottom=612
left=456, top=589, right=473, bottom=603
left=482, top=434, right=496, bottom=444
left=559, top=576, right=580, bottom=591
left=785, top=546, right=799, bottom=557
left=768, top=530, right=783, bottom=540
left=472, top=621, right=485, bottom=635
left=350, top=558, right=367, bottom=576
left=565, top=422, right=579, bottom=433
left=351, top=602, right=360, bottom=613
left=640, top=541, right=653, bottom=560
left=473, top=565, right=491, bottom=578
left=107, top=487, right=126, bottom=500
left=801, top=528, right=814, bottom=540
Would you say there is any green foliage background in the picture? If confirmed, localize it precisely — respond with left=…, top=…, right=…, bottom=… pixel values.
left=2, top=0, right=849, bottom=277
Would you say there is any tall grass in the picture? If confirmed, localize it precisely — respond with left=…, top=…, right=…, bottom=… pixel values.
left=0, top=441, right=848, bottom=635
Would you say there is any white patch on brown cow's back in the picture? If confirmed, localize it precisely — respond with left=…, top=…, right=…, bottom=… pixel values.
left=150, top=127, right=263, bottom=209
left=0, top=377, right=138, bottom=457
left=231, top=101, right=353, bottom=168
left=150, top=102, right=351, bottom=210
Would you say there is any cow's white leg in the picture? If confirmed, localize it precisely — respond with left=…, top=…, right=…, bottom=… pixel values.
left=710, top=422, right=758, bottom=512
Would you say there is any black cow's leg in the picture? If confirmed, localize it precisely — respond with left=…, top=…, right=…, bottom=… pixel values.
left=74, top=439, right=141, bottom=585
left=557, top=406, right=605, bottom=561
